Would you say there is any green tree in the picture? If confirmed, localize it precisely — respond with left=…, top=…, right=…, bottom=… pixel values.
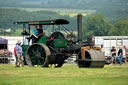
left=82, top=14, right=113, bottom=39
left=109, top=18, right=128, bottom=36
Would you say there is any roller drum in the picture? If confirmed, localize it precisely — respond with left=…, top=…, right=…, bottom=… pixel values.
left=77, top=49, right=105, bottom=68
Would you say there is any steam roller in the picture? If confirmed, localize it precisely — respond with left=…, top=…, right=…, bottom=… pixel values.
left=14, top=13, right=105, bottom=68
left=77, top=46, right=105, bottom=68
left=76, top=14, right=105, bottom=68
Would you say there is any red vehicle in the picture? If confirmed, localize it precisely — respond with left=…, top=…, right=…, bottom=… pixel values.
left=0, top=37, right=12, bottom=63
left=0, top=49, right=12, bottom=57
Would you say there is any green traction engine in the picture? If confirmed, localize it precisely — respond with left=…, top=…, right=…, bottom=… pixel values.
left=14, top=14, right=105, bottom=68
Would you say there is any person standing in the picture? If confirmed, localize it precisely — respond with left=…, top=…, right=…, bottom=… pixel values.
left=111, top=46, right=116, bottom=64
left=124, top=45, right=128, bottom=64
left=116, top=46, right=123, bottom=65
left=16, top=40, right=24, bottom=67
left=14, top=43, right=18, bottom=67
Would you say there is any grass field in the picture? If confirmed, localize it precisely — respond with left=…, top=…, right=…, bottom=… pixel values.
left=0, top=64, right=128, bottom=85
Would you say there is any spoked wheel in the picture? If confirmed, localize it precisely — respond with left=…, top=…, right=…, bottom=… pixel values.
left=25, top=43, right=51, bottom=67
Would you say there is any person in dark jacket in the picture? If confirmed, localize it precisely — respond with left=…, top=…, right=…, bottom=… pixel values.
left=37, top=25, right=44, bottom=41
left=111, top=46, right=116, bottom=64
left=116, top=46, right=123, bottom=65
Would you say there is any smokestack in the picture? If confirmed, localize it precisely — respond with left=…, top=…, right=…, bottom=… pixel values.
left=77, top=14, right=82, bottom=43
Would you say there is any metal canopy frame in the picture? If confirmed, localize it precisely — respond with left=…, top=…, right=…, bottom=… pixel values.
left=14, top=19, right=71, bottom=45
left=13, top=19, right=69, bottom=25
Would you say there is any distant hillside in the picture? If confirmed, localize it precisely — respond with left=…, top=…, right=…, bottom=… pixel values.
left=0, top=0, right=127, bottom=9
left=0, top=0, right=128, bottom=22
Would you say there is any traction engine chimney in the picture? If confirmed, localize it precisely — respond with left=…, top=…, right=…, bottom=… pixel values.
left=77, top=14, right=82, bottom=43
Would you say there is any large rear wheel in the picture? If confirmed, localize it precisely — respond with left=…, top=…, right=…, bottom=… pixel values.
left=25, top=43, right=51, bottom=67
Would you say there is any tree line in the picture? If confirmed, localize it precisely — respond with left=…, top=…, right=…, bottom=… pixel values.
left=0, top=8, right=128, bottom=39
left=82, top=14, right=128, bottom=39
left=0, top=0, right=128, bottom=23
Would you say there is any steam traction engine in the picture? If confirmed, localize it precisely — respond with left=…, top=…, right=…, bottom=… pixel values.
left=14, top=14, right=105, bottom=68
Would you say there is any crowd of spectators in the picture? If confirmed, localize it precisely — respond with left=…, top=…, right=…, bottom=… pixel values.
left=110, top=46, right=128, bottom=65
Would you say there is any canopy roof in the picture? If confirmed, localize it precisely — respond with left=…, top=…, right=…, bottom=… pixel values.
left=0, top=37, right=8, bottom=44
left=14, top=19, right=69, bottom=25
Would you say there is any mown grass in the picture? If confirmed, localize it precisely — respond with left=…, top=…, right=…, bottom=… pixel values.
left=0, top=64, right=128, bottom=85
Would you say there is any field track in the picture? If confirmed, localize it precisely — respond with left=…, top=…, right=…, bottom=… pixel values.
left=0, top=64, right=128, bottom=85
